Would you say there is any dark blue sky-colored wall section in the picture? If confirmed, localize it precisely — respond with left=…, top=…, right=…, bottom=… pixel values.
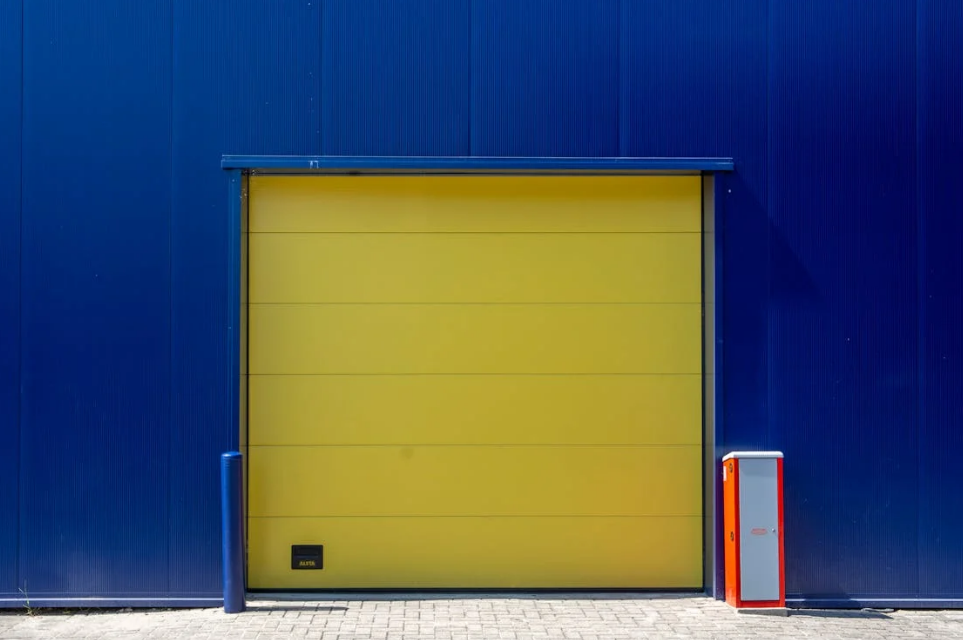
left=471, top=0, right=619, bottom=156
left=322, top=0, right=470, bottom=155
left=19, top=0, right=173, bottom=596
left=768, top=0, right=921, bottom=598
left=0, top=0, right=22, bottom=597
left=1, top=0, right=962, bottom=606
left=918, top=0, right=963, bottom=599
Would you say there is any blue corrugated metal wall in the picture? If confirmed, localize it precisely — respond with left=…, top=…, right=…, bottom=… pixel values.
left=918, top=0, right=963, bottom=600
left=324, top=0, right=469, bottom=155
left=472, top=1, right=619, bottom=155
left=769, top=0, right=922, bottom=601
left=0, top=0, right=960, bottom=606
left=0, top=0, right=22, bottom=599
left=19, top=0, right=173, bottom=597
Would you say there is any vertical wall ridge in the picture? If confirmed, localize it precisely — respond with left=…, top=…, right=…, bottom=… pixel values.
left=166, top=0, right=175, bottom=596
left=913, top=0, right=926, bottom=600
left=317, top=0, right=324, bottom=154
left=765, top=0, right=773, bottom=452
left=16, top=0, right=24, bottom=597
left=0, top=0, right=24, bottom=597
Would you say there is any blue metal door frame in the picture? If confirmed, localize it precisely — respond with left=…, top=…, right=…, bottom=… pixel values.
left=222, top=155, right=734, bottom=597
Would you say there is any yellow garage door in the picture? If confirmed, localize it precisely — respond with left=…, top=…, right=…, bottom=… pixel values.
left=247, top=175, right=703, bottom=589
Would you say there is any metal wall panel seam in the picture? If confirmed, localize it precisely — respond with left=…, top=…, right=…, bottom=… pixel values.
left=616, top=0, right=622, bottom=157
left=167, top=0, right=174, bottom=599
left=324, top=0, right=327, bottom=154
left=16, top=0, right=23, bottom=598
left=9, top=0, right=24, bottom=598
left=915, top=0, right=925, bottom=599
left=468, top=0, right=473, bottom=156
left=765, top=0, right=772, bottom=452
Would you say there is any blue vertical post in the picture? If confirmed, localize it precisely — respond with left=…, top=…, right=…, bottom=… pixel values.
left=221, top=451, right=245, bottom=613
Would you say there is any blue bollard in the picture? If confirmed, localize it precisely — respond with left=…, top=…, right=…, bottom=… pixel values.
left=221, top=451, right=246, bottom=613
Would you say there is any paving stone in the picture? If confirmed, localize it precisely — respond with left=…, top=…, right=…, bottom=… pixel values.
left=1, top=597, right=963, bottom=639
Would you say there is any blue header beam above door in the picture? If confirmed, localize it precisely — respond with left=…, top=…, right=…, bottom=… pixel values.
left=221, top=155, right=735, bottom=174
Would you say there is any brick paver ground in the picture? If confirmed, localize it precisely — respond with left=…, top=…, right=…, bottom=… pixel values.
left=2, top=594, right=963, bottom=639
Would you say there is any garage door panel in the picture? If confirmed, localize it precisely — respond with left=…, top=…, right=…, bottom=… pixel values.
left=249, top=374, right=702, bottom=446
left=248, top=515, right=702, bottom=589
left=249, top=175, right=701, bottom=234
left=248, top=445, right=702, bottom=518
left=249, top=232, right=700, bottom=304
left=247, top=174, right=704, bottom=589
left=249, top=303, right=701, bottom=375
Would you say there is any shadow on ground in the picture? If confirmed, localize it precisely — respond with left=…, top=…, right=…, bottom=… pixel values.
left=246, top=604, right=349, bottom=613
left=249, top=592, right=701, bottom=603
left=790, top=609, right=893, bottom=620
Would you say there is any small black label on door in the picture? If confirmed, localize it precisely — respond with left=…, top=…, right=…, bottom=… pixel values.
left=291, top=545, right=323, bottom=570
